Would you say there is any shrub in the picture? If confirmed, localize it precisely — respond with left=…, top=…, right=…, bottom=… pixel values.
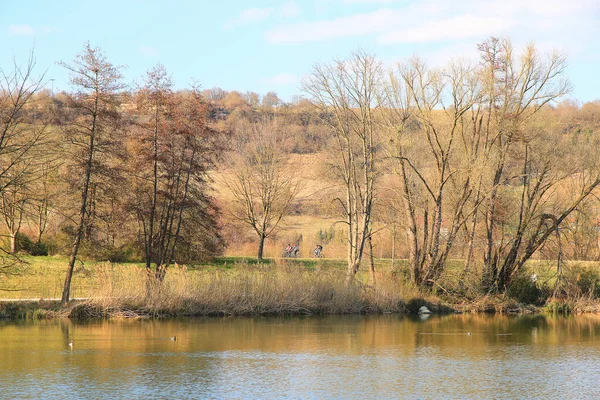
left=15, top=233, right=49, bottom=256
left=94, top=244, right=139, bottom=263
left=507, top=272, right=548, bottom=305
left=28, top=241, right=49, bottom=256
left=564, top=265, right=600, bottom=298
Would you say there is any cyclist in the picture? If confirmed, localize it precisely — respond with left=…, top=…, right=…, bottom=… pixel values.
left=313, top=244, right=323, bottom=258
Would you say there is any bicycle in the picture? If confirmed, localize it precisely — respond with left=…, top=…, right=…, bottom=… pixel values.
left=313, top=245, right=323, bottom=258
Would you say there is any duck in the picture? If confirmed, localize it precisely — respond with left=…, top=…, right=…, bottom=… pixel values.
left=69, top=340, right=74, bottom=350
left=170, top=336, right=177, bottom=341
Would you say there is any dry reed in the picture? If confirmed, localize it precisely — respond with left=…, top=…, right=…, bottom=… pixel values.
left=80, top=260, right=422, bottom=318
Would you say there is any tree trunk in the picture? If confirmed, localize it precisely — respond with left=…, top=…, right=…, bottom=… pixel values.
left=391, top=223, right=396, bottom=268
left=483, top=155, right=506, bottom=289
left=62, top=231, right=83, bottom=304
left=460, top=212, right=478, bottom=285
left=346, top=260, right=360, bottom=284
left=146, top=105, right=159, bottom=272
left=62, top=178, right=92, bottom=304
left=257, top=233, right=266, bottom=261
left=368, top=235, right=376, bottom=285
left=9, top=231, right=16, bottom=254
left=398, top=160, right=419, bottom=282
left=37, top=222, right=44, bottom=244
left=61, top=98, right=97, bottom=305
left=62, top=187, right=92, bottom=304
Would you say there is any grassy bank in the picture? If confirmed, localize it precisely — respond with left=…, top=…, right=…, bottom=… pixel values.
left=0, top=257, right=442, bottom=318
left=0, top=255, right=401, bottom=300
left=1, top=256, right=600, bottom=319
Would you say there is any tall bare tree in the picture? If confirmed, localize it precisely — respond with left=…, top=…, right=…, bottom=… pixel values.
left=0, top=51, right=48, bottom=253
left=379, top=38, right=599, bottom=293
left=223, top=118, right=299, bottom=260
left=129, top=83, right=220, bottom=281
left=383, top=57, right=483, bottom=286
left=132, top=64, right=173, bottom=275
left=59, top=43, right=125, bottom=304
left=475, top=38, right=594, bottom=291
left=303, top=51, right=382, bottom=282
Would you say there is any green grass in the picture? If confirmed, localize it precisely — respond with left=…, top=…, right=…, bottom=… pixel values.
left=2, top=255, right=599, bottom=302
left=0, top=255, right=399, bottom=299
left=0, top=256, right=141, bottom=299
left=191, top=256, right=406, bottom=271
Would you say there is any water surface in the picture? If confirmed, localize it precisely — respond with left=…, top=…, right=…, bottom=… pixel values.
left=1, top=314, right=599, bottom=399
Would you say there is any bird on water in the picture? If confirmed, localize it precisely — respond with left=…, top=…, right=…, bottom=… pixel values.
left=171, top=336, right=177, bottom=341
left=69, top=340, right=74, bottom=349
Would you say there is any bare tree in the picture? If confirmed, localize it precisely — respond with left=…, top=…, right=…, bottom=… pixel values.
left=262, top=91, right=280, bottom=109
left=59, top=43, right=125, bottom=304
left=223, top=118, right=299, bottom=260
left=132, top=63, right=173, bottom=276
left=383, top=57, right=482, bottom=286
left=0, top=51, right=46, bottom=183
left=1, top=170, right=27, bottom=253
left=475, top=38, right=591, bottom=291
left=29, top=154, right=61, bottom=244
left=0, top=138, right=57, bottom=253
left=379, top=38, right=596, bottom=293
left=129, top=83, right=220, bottom=281
left=0, top=50, right=48, bottom=253
left=303, top=50, right=382, bottom=283
left=482, top=113, right=600, bottom=291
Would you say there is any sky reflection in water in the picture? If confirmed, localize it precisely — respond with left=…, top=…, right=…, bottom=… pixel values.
left=1, top=314, right=599, bottom=399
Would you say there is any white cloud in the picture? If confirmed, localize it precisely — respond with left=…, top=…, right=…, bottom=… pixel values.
left=261, top=73, right=298, bottom=86
left=267, top=8, right=407, bottom=42
left=480, top=0, right=598, bottom=17
left=8, top=24, right=60, bottom=36
left=225, top=7, right=274, bottom=29
left=8, top=24, right=35, bottom=36
left=140, top=45, right=159, bottom=57
left=343, top=0, right=401, bottom=3
left=266, top=0, right=598, bottom=44
left=280, top=1, right=301, bottom=18
left=418, top=41, right=481, bottom=68
left=225, top=2, right=302, bottom=29
left=378, top=15, right=508, bottom=44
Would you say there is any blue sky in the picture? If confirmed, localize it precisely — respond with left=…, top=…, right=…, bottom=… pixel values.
left=2, top=0, right=599, bottom=102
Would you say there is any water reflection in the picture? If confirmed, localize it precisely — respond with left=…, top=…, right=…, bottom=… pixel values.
left=1, top=314, right=599, bottom=398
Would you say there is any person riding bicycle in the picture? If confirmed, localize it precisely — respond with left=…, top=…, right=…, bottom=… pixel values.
left=291, top=243, right=299, bottom=257
left=313, top=244, right=323, bottom=258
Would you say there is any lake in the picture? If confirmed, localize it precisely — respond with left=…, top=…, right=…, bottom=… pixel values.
left=1, top=314, right=599, bottom=399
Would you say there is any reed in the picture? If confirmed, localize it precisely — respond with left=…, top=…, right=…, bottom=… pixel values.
left=4, top=257, right=600, bottom=319
left=75, top=260, right=441, bottom=318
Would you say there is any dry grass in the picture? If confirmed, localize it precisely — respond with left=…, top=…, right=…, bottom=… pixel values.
left=3, top=256, right=600, bottom=319
left=79, top=260, right=425, bottom=317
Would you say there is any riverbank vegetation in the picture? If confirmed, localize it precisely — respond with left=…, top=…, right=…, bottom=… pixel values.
left=1, top=256, right=599, bottom=319
left=2, top=37, right=600, bottom=315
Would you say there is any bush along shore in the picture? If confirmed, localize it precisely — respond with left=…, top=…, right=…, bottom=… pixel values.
left=2, top=259, right=600, bottom=320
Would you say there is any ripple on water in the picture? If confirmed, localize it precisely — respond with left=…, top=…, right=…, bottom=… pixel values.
left=1, top=315, right=600, bottom=399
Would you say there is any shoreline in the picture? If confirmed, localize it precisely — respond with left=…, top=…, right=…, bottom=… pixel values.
left=1, top=297, right=598, bottom=321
